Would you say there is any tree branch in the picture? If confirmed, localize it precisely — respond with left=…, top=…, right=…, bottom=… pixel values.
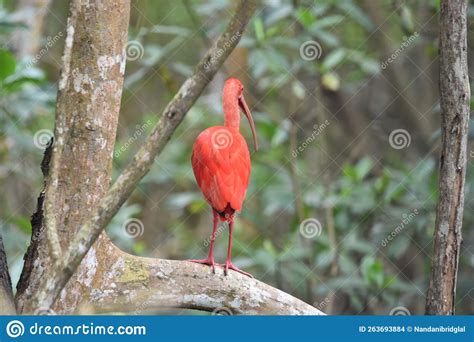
left=78, top=244, right=324, bottom=315
left=425, top=0, right=470, bottom=315
left=30, top=0, right=258, bottom=312
left=42, top=0, right=82, bottom=263
left=18, top=0, right=131, bottom=312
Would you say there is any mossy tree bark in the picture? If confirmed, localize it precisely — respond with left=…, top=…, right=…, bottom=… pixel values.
left=16, top=0, right=131, bottom=313
left=425, top=0, right=470, bottom=315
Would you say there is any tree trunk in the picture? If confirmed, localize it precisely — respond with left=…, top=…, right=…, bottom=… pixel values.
left=16, top=0, right=131, bottom=313
left=425, top=0, right=470, bottom=315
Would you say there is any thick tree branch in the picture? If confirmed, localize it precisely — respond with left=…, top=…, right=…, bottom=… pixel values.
left=425, top=0, right=470, bottom=315
left=29, top=0, right=257, bottom=312
left=77, top=244, right=324, bottom=315
left=18, top=0, right=130, bottom=312
left=42, top=0, right=81, bottom=263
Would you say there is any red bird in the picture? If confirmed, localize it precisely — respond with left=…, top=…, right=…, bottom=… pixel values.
left=189, top=78, right=258, bottom=277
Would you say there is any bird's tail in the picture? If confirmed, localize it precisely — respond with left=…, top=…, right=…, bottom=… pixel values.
left=217, top=203, right=235, bottom=222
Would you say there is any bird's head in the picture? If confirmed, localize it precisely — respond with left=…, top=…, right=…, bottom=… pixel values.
left=224, top=78, right=258, bottom=152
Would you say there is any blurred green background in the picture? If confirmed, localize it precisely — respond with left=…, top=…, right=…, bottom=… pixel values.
left=0, top=0, right=473, bottom=314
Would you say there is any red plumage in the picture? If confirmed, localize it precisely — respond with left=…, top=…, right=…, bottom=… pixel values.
left=188, top=78, right=258, bottom=277
left=191, top=126, right=250, bottom=218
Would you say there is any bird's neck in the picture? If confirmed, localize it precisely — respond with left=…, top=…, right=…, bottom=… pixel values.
left=223, top=95, right=240, bottom=130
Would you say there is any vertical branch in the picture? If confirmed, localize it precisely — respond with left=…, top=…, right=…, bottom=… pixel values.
left=17, top=0, right=131, bottom=313
left=42, top=0, right=82, bottom=262
left=425, top=0, right=470, bottom=315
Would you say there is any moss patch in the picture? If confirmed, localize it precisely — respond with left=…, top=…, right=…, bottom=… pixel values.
left=118, top=258, right=149, bottom=284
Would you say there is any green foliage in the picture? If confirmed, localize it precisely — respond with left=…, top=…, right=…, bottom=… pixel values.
left=0, top=48, right=15, bottom=81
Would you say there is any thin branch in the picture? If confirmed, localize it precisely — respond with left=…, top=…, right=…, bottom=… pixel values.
left=31, top=0, right=257, bottom=311
left=425, top=0, right=469, bottom=315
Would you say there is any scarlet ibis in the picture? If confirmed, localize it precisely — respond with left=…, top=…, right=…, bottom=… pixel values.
left=189, top=78, right=258, bottom=277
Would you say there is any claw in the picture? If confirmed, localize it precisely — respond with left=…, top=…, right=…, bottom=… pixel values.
left=188, top=258, right=217, bottom=273
left=224, top=262, right=253, bottom=278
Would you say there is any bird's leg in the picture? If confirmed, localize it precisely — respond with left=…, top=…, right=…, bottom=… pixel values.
left=188, top=210, right=218, bottom=273
left=224, top=216, right=253, bottom=278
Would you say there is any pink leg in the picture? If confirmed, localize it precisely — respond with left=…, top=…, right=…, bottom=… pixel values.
left=224, top=216, right=253, bottom=278
left=188, top=210, right=219, bottom=273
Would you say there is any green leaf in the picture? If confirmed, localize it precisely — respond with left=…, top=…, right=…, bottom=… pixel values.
left=342, top=164, right=357, bottom=181
left=263, top=240, right=278, bottom=258
left=0, top=21, right=28, bottom=34
left=0, top=49, right=16, bottom=82
left=132, top=241, right=146, bottom=255
left=322, top=48, right=346, bottom=70
left=336, top=2, right=373, bottom=30
left=291, top=80, right=306, bottom=99
left=10, top=216, right=32, bottom=234
left=309, top=15, right=344, bottom=30
left=355, top=157, right=373, bottom=180
left=254, top=17, right=265, bottom=42
left=264, top=4, right=292, bottom=26
left=361, top=256, right=384, bottom=288
left=271, top=119, right=290, bottom=147
left=400, top=5, right=415, bottom=34
left=296, top=8, right=316, bottom=28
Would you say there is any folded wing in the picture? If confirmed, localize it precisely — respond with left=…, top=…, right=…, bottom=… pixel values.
left=191, top=127, right=251, bottom=213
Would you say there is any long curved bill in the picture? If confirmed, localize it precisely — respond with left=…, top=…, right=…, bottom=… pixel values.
left=238, top=94, right=258, bottom=152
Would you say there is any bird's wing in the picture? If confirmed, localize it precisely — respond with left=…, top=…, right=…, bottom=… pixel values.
left=191, top=128, right=251, bottom=213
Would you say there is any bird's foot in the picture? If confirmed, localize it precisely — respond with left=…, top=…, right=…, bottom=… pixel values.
left=188, top=258, right=217, bottom=273
left=224, top=261, right=253, bottom=278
